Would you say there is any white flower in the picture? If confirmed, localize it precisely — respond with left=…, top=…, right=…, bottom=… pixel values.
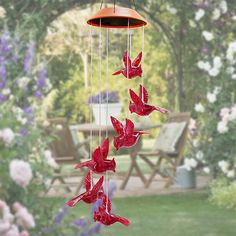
left=227, top=170, right=235, bottom=178
left=0, top=128, right=15, bottom=146
left=226, top=41, right=236, bottom=62
left=220, top=107, right=230, bottom=122
left=2, top=88, right=11, bottom=96
left=207, top=92, right=217, bottom=103
left=213, top=86, right=221, bottom=95
left=194, top=103, right=205, bottom=113
left=0, top=6, right=6, bottom=19
left=9, top=160, right=33, bottom=188
left=18, top=77, right=30, bottom=88
left=44, top=150, right=59, bottom=170
left=218, top=160, right=229, bottom=173
left=212, top=8, right=221, bottom=20
left=0, top=221, right=10, bottom=233
left=166, top=4, right=177, bottom=15
left=56, top=124, right=63, bottom=130
left=197, top=61, right=211, bottom=71
left=196, top=151, right=204, bottom=161
left=3, top=224, right=20, bottom=236
left=43, top=120, right=50, bottom=127
left=203, top=167, right=210, bottom=174
left=213, top=56, right=222, bottom=69
left=232, top=74, right=236, bottom=80
left=184, top=158, right=197, bottom=171
left=220, top=1, right=228, bottom=14
left=217, top=121, right=229, bottom=134
left=195, top=9, right=205, bottom=21
left=202, top=31, right=214, bottom=41
left=232, top=15, right=236, bottom=21
left=208, top=67, right=220, bottom=77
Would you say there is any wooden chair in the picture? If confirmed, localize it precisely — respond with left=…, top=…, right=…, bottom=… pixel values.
left=120, top=112, right=190, bottom=189
left=45, top=118, right=90, bottom=194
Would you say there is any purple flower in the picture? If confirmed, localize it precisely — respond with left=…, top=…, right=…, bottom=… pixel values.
left=24, top=42, right=35, bottom=74
left=0, top=32, right=12, bottom=54
left=19, top=128, right=27, bottom=137
left=0, top=94, right=6, bottom=103
left=0, top=79, right=6, bottom=89
left=53, top=205, right=69, bottom=225
left=74, top=219, right=87, bottom=228
left=37, top=66, right=48, bottom=89
left=92, top=199, right=102, bottom=213
left=88, top=223, right=102, bottom=234
left=108, top=181, right=117, bottom=200
left=34, top=90, right=43, bottom=100
left=0, top=57, right=7, bottom=81
left=201, top=46, right=209, bottom=55
left=88, top=91, right=119, bottom=104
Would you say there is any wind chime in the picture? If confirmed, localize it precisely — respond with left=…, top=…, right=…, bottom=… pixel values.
left=66, top=1, right=168, bottom=227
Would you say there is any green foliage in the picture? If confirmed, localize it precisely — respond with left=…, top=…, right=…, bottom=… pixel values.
left=210, top=178, right=236, bottom=210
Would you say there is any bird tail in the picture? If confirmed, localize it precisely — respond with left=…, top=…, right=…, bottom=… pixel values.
left=117, top=216, right=130, bottom=227
left=75, top=161, right=89, bottom=169
left=139, top=131, right=149, bottom=135
left=155, top=106, right=169, bottom=114
left=112, top=70, right=122, bottom=75
left=66, top=192, right=86, bottom=207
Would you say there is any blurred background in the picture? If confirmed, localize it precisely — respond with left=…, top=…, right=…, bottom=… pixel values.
left=0, top=1, right=236, bottom=236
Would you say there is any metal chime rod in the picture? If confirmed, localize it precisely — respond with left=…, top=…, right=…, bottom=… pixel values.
left=141, top=25, right=145, bottom=100
left=99, top=18, right=102, bottom=144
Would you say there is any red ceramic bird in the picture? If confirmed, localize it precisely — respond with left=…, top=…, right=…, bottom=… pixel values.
left=113, top=51, right=143, bottom=79
left=94, top=194, right=130, bottom=227
left=129, top=85, right=169, bottom=116
left=66, top=171, right=104, bottom=207
left=75, top=138, right=116, bottom=174
left=111, top=116, right=147, bottom=150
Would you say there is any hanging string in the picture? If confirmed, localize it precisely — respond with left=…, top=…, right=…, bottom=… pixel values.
left=99, top=18, right=102, bottom=144
left=89, top=27, right=94, bottom=188
left=141, top=25, right=145, bottom=100
left=105, top=27, right=109, bottom=212
left=126, top=19, right=130, bottom=118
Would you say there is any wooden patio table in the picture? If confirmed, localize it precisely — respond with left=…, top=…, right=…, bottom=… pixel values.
left=70, top=122, right=161, bottom=189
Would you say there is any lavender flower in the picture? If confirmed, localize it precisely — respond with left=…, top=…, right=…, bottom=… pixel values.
left=19, top=128, right=27, bottom=137
left=24, top=41, right=35, bottom=74
left=0, top=94, right=6, bottom=103
left=33, top=90, right=43, bottom=100
left=0, top=79, right=6, bottom=89
left=88, top=223, right=102, bottom=234
left=92, top=198, right=102, bottom=213
left=108, top=181, right=117, bottom=200
left=53, top=205, right=69, bottom=225
left=0, top=57, right=7, bottom=81
left=0, top=32, right=12, bottom=54
left=88, top=91, right=119, bottom=104
left=74, top=219, right=87, bottom=228
left=37, top=66, right=48, bottom=89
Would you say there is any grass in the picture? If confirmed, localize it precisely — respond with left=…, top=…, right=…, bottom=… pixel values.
left=61, top=192, right=236, bottom=236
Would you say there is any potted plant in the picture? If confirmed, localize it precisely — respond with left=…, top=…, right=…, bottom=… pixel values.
left=88, top=91, right=122, bottom=125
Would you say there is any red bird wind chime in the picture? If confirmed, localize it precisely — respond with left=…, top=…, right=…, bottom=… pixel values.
left=66, top=1, right=169, bottom=227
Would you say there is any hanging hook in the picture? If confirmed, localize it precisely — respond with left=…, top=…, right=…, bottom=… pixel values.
left=100, top=0, right=104, bottom=9
left=113, top=0, right=116, bottom=13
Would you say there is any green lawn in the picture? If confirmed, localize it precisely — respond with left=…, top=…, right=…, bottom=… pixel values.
left=65, top=192, right=236, bottom=236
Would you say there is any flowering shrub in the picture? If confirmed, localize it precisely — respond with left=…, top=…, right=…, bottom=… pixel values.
left=0, top=30, right=57, bottom=235
left=186, top=1, right=236, bottom=178
left=88, top=91, right=120, bottom=104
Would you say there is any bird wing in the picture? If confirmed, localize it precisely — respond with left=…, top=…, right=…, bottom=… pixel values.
left=85, top=171, right=91, bottom=191
left=91, top=176, right=104, bottom=195
left=111, top=116, right=124, bottom=135
left=139, top=84, right=149, bottom=103
left=75, top=160, right=90, bottom=169
left=101, top=138, right=109, bottom=160
left=132, top=51, right=142, bottom=67
left=125, top=118, right=135, bottom=135
left=129, top=89, right=143, bottom=106
left=123, top=51, right=131, bottom=68
left=66, top=192, right=86, bottom=207
left=92, top=146, right=103, bottom=163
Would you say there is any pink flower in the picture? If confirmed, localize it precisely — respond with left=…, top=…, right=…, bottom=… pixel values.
left=20, top=231, right=29, bottom=236
left=220, top=107, right=230, bottom=122
left=9, top=160, right=33, bottom=188
left=13, top=203, right=35, bottom=229
left=3, top=225, right=20, bottom=236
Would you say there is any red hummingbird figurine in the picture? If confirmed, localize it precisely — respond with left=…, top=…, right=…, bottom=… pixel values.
left=111, top=116, right=147, bottom=150
left=75, top=138, right=116, bottom=174
left=113, top=51, right=143, bottom=79
left=66, top=171, right=104, bottom=207
left=129, top=85, right=169, bottom=116
left=94, top=194, right=130, bottom=227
